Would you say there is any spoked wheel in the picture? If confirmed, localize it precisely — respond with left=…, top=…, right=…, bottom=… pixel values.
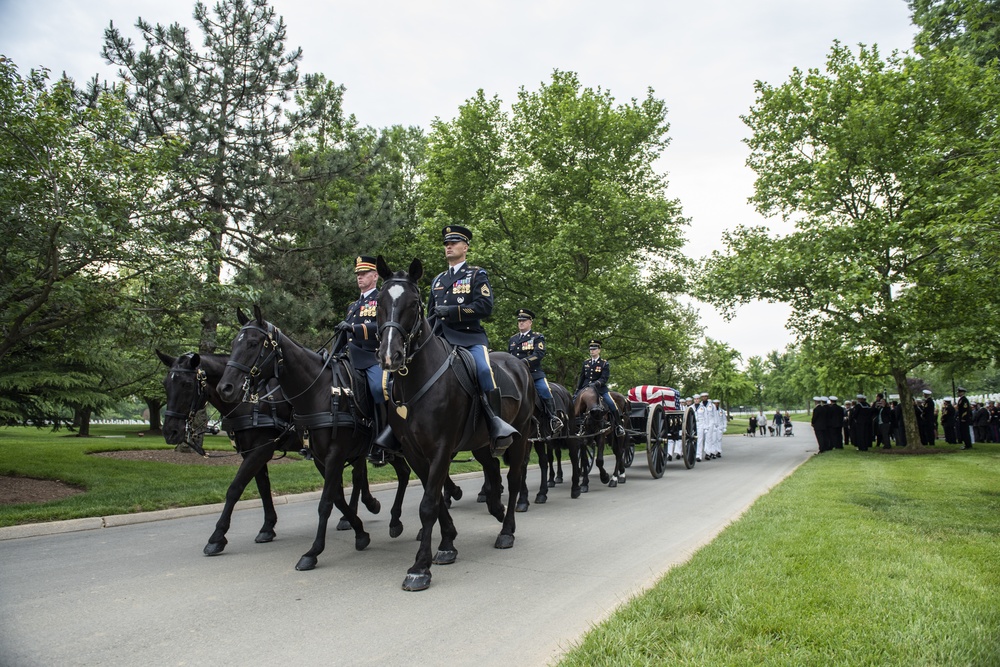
left=623, top=438, right=635, bottom=468
left=646, top=404, right=667, bottom=479
left=681, top=405, right=698, bottom=469
left=582, top=440, right=596, bottom=477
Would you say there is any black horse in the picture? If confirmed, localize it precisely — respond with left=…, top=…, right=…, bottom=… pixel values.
left=158, top=350, right=300, bottom=555
left=216, top=307, right=414, bottom=571
left=573, top=385, right=629, bottom=492
left=158, top=350, right=397, bottom=555
left=376, top=257, right=536, bottom=591
left=516, top=381, right=581, bottom=510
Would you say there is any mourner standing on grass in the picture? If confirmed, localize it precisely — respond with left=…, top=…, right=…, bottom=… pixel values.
left=956, top=387, right=973, bottom=449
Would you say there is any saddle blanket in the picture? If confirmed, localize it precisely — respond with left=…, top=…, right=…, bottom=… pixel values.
left=628, top=385, right=680, bottom=411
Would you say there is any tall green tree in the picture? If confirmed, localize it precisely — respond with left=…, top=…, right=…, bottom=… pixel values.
left=698, top=43, right=1000, bottom=449
left=0, top=59, right=178, bottom=424
left=243, top=75, right=426, bottom=344
left=910, top=0, right=1000, bottom=65
left=415, top=71, right=691, bottom=386
left=102, top=0, right=303, bottom=352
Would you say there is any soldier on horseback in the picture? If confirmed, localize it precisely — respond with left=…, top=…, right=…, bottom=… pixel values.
left=508, top=308, right=563, bottom=434
left=427, top=225, right=518, bottom=454
left=576, top=339, right=626, bottom=437
left=333, top=256, right=391, bottom=464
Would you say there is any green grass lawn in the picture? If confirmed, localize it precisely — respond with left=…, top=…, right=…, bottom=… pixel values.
left=0, top=424, right=484, bottom=526
left=558, top=444, right=1000, bottom=666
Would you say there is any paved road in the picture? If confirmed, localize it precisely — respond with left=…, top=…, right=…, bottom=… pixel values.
left=0, top=431, right=815, bottom=666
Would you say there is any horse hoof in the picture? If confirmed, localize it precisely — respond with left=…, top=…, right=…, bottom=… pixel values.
left=581, top=485, right=589, bottom=494
left=477, top=493, right=487, bottom=503
left=619, top=475, right=626, bottom=485
left=495, top=533, right=515, bottom=549
left=402, top=573, right=431, bottom=591
left=600, top=471, right=611, bottom=484
left=364, top=498, right=381, bottom=514
left=254, top=530, right=275, bottom=544
left=571, top=488, right=581, bottom=499
left=295, top=556, right=317, bottom=571
left=433, top=549, right=457, bottom=565
left=203, top=539, right=227, bottom=556
left=355, top=533, right=371, bottom=551
left=547, top=479, right=557, bottom=488
left=515, top=501, right=529, bottom=513
left=534, top=494, right=547, bottom=504
left=555, top=475, right=563, bottom=484
left=609, top=478, right=618, bottom=488
left=390, top=523, right=403, bottom=539
left=336, top=518, right=351, bottom=531
left=451, top=486, right=463, bottom=501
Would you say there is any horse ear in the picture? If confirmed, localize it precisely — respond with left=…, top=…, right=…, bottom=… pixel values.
left=190, top=353, right=201, bottom=368
left=376, top=255, right=392, bottom=280
left=155, top=349, right=175, bottom=368
left=408, top=258, right=423, bottom=282
left=237, top=308, right=249, bottom=325
left=253, top=304, right=264, bottom=325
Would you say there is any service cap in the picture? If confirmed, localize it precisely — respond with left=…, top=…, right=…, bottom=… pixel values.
left=442, top=225, right=472, bottom=244
left=354, top=255, right=377, bottom=273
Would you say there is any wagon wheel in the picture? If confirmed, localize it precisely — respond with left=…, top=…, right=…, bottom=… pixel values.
left=646, top=404, right=667, bottom=478
left=581, top=439, right=597, bottom=477
left=623, top=436, right=635, bottom=468
left=681, top=405, right=698, bottom=469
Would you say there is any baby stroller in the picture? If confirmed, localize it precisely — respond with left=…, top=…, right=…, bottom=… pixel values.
left=783, top=419, right=793, bottom=437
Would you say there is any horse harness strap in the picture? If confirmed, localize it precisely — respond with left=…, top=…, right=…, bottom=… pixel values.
left=164, top=367, right=209, bottom=421
left=388, top=349, right=459, bottom=418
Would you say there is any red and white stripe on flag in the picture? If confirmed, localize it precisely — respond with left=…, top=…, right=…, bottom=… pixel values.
left=627, top=385, right=680, bottom=410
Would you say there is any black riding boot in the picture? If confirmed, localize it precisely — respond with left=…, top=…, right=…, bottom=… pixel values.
left=368, top=404, right=400, bottom=465
left=610, top=407, right=625, bottom=437
left=543, top=397, right=563, bottom=433
left=483, top=388, right=518, bottom=457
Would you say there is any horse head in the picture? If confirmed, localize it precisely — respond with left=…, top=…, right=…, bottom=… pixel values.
left=157, top=349, right=208, bottom=453
left=217, top=305, right=281, bottom=404
left=376, top=256, right=426, bottom=373
left=573, top=385, right=608, bottom=435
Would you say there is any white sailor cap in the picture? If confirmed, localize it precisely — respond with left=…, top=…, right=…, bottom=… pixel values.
left=922, top=389, right=933, bottom=395
left=700, top=392, right=709, bottom=397
left=828, top=396, right=838, bottom=402
left=856, top=394, right=866, bottom=400
left=813, top=396, right=822, bottom=401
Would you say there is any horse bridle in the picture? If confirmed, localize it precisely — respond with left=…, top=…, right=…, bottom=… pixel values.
left=164, top=364, right=210, bottom=442
left=377, top=278, right=429, bottom=376
left=225, top=321, right=283, bottom=403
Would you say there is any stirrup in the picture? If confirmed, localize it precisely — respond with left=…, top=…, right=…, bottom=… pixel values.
left=367, top=444, right=394, bottom=466
left=549, top=416, right=563, bottom=433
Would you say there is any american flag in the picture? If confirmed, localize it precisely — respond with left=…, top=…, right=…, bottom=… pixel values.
left=628, top=385, right=680, bottom=411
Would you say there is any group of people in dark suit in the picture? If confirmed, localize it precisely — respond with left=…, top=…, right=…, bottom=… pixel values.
left=810, top=395, right=846, bottom=452
left=810, top=386, right=989, bottom=453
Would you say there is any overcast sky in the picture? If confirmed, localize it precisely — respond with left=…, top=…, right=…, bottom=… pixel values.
left=0, top=0, right=918, bottom=362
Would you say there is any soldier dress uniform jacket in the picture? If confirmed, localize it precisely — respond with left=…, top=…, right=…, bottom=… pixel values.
left=427, top=264, right=493, bottom=347
left=957, top=395, right=973, bottom=424
left=508, top=330, right=547, bottom=381
left=344, top=288, right=380, bottom=369
left=577, top=357, right=611, bottom=392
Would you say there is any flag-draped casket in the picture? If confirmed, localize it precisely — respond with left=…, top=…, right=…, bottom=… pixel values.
left=627, top=385, right=680, bottom=411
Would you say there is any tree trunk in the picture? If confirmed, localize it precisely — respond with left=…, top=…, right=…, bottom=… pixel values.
left=145, top=397, right=162, bottom=434
left=892, top=368, right=923, bottom=450
left=74, top=407, right=92, bottom=437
